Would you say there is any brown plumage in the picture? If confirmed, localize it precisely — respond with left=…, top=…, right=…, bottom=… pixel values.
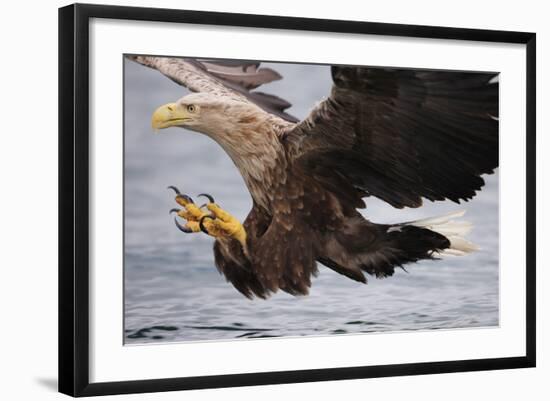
left=130, top=55, right=498, bottom=299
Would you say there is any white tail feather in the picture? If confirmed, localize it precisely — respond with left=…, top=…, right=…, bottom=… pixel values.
left=410, top=210, right=478, bottom=256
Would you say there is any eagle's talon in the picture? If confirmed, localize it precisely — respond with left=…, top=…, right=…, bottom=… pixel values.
left=198, top=193, right=215, bottom=204
left=168, top=189, right=246, bottom=250
left=168, top=185, right=194, bottom=204
left=167, top=185, right=181, bottom=194
left=169, top=187, right=206, bottom=233
left=199, top=214, right=215, bottom=235
left=173, top=217, right=193, bottom=233
left=176, top=194, right=194, bottom=204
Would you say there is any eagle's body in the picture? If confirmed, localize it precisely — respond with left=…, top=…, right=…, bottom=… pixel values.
left=131, top=56, right=499, bottom=299
left=208, top=101, right=453, bottom=297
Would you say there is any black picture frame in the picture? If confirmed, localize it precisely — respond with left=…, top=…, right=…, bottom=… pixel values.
left=58, top=3, right=536, bottom=397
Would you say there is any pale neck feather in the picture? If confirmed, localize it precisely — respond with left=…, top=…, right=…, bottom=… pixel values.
left=215, top=113, right=292, bottom=211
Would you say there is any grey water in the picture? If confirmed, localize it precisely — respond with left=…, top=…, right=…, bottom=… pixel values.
left=124, top=58, right=499, bottom=344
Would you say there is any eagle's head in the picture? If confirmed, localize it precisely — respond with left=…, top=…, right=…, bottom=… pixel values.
left=151, top=93, right=264, bottom=139
left=151, top=92, right=285, bottom=209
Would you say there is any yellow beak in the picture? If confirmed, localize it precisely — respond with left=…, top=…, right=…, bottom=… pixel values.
left=151, top=102, right=190, bottom=130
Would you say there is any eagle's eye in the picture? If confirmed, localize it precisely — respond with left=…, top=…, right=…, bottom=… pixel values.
left=187, top=104, right=196, bottom=113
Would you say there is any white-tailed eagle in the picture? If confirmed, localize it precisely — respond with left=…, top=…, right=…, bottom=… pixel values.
left=129, top=55, right=498, bottom=299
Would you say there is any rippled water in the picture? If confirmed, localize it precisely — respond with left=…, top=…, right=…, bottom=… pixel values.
left=123, top=58, right=499, bottom=344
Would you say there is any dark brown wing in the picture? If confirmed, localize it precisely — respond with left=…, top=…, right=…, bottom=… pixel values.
left=213, top=240, right=268, bottom=299
left=250, top=211, right=319, bottom=297
left=284, top=66, right=499, bottom=208
left=127, top=55, right=298, bottom=122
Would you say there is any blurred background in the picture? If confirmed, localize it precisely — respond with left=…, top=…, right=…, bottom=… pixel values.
left=124, top=57, right=499, bottom=344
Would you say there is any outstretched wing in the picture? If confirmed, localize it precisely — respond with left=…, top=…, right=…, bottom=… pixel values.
left=127, top=55, right=298, bottom=122
left=284, top=66, right=499, bottom=208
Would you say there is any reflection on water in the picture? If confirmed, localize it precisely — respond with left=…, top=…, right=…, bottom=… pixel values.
left=123, top=58, right=499, bottom=344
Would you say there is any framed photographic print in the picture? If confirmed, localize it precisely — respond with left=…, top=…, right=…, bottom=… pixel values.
left=58, top=3, right=536, bottom=397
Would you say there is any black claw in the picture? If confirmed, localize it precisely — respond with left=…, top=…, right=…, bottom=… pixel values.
left=169, top=208, right=180, bottom=215
left=167, top=186, right=181, bottom=195
left=199, top=215, right=215, bottom=235
left=173, top=217, right=192, bottom=233
left=178, top=194, right=194, bottom=203
left=168, top=186, right=193, bottom=203
left=198, top=193, right=215, bottom=204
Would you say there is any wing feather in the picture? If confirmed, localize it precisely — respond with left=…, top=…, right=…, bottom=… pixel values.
left=127, top=55, right=298, bottom=122
left=199, top=60, right=282, bottom=90
left=284, top=66, right=499, bottom=208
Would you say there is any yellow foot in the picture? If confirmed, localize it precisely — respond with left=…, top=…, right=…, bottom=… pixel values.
left=168, top=186, right=247, bottom=249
